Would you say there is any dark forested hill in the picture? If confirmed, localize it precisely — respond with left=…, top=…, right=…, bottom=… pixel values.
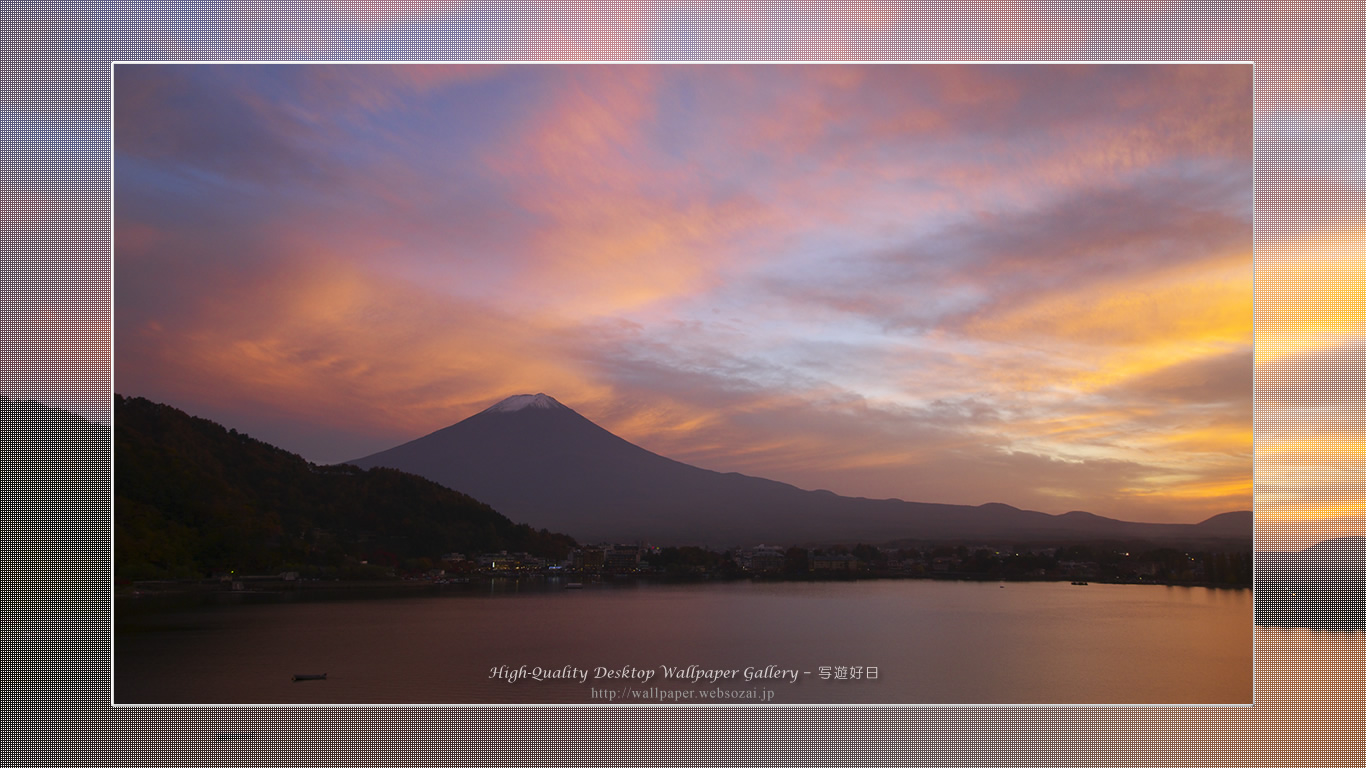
left=114, top=395, right=576, bottom=580
left=3, top=396, right=111, bottom=608
left=3, top=395, right=109, bottom=509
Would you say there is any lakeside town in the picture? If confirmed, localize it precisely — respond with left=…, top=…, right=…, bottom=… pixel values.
left=123, top=540, right=1253, bottom=596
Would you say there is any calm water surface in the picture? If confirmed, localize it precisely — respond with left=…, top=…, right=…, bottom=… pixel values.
left=116, top=579, right=1251, bottom=705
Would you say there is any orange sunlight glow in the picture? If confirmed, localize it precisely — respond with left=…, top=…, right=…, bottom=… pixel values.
left=1257, top=229, right=1366, bottom=362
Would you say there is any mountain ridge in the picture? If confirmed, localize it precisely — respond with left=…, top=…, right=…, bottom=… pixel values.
left=350, top=393, right=1251, bottom=547
left=1255, top=535, right=1366, bottom=630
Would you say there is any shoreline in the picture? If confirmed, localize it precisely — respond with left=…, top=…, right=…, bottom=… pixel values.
left=114, top=571, right=1251, bottom=602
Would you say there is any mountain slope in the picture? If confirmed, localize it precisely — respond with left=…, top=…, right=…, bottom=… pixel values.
left=1256, top=537, right=1366, bottom=630
left=114, top=395, right=577, bottom=579
left=350, top=394, right=1250, bottom=547
left=3, top=396, right=110, bottom=610
left=2, top=395, right=109, bottom=510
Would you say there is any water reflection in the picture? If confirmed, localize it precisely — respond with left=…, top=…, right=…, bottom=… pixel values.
left=116, top=580, right=1251, bottom=705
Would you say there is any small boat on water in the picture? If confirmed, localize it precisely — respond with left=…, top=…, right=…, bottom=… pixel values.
left=292, top=673, right=327, bottom=682
left=1071, top=581, right=1089, bottom=586
left=564, top=582, right=584, bottom=589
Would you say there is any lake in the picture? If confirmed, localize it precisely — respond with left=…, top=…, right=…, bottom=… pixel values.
left=115, top=578, right=1252, bottom=705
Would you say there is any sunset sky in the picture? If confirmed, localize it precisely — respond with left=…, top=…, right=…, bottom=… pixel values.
left=113, top=63, right=1253, bottom=524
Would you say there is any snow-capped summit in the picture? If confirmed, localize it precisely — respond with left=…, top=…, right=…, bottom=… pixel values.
left=484, top=393, right=568, bottom=414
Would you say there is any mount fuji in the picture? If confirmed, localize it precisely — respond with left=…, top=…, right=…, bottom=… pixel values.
left=348, top=393, right=1250, bottom=547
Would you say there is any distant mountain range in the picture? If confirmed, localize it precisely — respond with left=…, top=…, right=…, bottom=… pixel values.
left=1256, top=537, right=1366, bottom=630
left=350, top=393, right=1251, bottom=547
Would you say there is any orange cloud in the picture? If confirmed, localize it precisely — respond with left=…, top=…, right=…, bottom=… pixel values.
left=1256, top=228, right=1366, bottom=362
left=964, top=252, right=1251, bottom=383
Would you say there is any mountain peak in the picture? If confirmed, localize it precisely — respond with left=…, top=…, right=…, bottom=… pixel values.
left=484, top=393, right=568, bottom=414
